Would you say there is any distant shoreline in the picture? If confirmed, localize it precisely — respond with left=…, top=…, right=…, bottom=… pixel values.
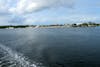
left=0, top=22, right=100, bottom=29
left=0, top=25, right=100, bottom=29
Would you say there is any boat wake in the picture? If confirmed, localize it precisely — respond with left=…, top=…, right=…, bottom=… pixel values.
left=0, top=43, right=43, bottom=67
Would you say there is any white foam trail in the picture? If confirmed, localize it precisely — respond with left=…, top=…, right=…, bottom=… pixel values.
left=0, top=43, right=40, bottom=67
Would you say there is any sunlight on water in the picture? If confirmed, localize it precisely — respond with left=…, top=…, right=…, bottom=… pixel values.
left=0, top=27, right=100, bottom=67
left=0, top=43, right=44, bottom=67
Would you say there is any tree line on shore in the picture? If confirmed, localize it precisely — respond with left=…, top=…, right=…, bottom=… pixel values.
left=0, top=22, right=100, bottom=29
left=0, top=25, right=36, bottom=29
left=71, top=22, right=100, bottom=27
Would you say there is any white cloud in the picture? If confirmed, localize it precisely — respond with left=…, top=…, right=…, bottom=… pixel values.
left=9, top=0, right=75, bottom=14
left=2, top=0, right=76, bottom=25
left=0, top=0, right=76, bottom=25
left=23, top=14, right=100, bottom=25
left=0, top=0, right=99, bottom=25
left=64, top=15, right=100, bottom=23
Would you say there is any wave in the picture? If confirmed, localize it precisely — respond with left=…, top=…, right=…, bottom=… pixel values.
left=0, top=43, right=43, bottom=67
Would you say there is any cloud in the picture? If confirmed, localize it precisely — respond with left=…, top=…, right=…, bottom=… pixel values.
left=0, top=0, right=99, bottom=25
left=8, top=16, right=25, bottom=24
left=23, top=14, right=100, bottom=25
left=9, top=0, right=75, bottom=14
left=0, top=0, right=76, bottom=25
left=0, top=0, right=11, bottom=15
left=62, top=15, right=99, bottom=22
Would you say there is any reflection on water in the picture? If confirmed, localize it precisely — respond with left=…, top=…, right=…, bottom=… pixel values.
left=0, top=27, right=100, bottom=67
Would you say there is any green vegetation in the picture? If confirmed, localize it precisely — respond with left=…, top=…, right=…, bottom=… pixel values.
left=0, top=25, right=36, bottom=29
left=72, top=22, right=100, bottom=27
left=0, top=22, right=100, bottom=29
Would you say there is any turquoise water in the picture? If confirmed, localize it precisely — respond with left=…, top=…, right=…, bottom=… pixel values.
left=0, top=27, right=100, bottom=67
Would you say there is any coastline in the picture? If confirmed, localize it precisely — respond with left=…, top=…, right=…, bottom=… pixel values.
left=0, top=22, right=100, bottom=29
left=0, top=26, right=99, bottom=29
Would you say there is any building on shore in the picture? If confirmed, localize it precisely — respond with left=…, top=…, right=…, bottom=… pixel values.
left=6, top=27, right=14, bottom=29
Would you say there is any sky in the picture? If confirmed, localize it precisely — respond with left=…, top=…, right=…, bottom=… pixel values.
left=0, top=0, right=100, bottom=25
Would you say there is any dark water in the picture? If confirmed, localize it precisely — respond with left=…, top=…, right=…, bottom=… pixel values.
left=0, top=27, right=100, bottom=67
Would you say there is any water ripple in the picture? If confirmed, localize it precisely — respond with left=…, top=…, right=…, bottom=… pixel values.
left=0, top=43, right=44, bottom=67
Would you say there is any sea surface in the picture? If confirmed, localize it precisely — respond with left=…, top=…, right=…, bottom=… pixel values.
left=0, top=27, right=100, bottom=67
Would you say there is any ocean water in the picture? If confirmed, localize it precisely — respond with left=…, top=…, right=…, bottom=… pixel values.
left=0, top=27, right=100, bottom=67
